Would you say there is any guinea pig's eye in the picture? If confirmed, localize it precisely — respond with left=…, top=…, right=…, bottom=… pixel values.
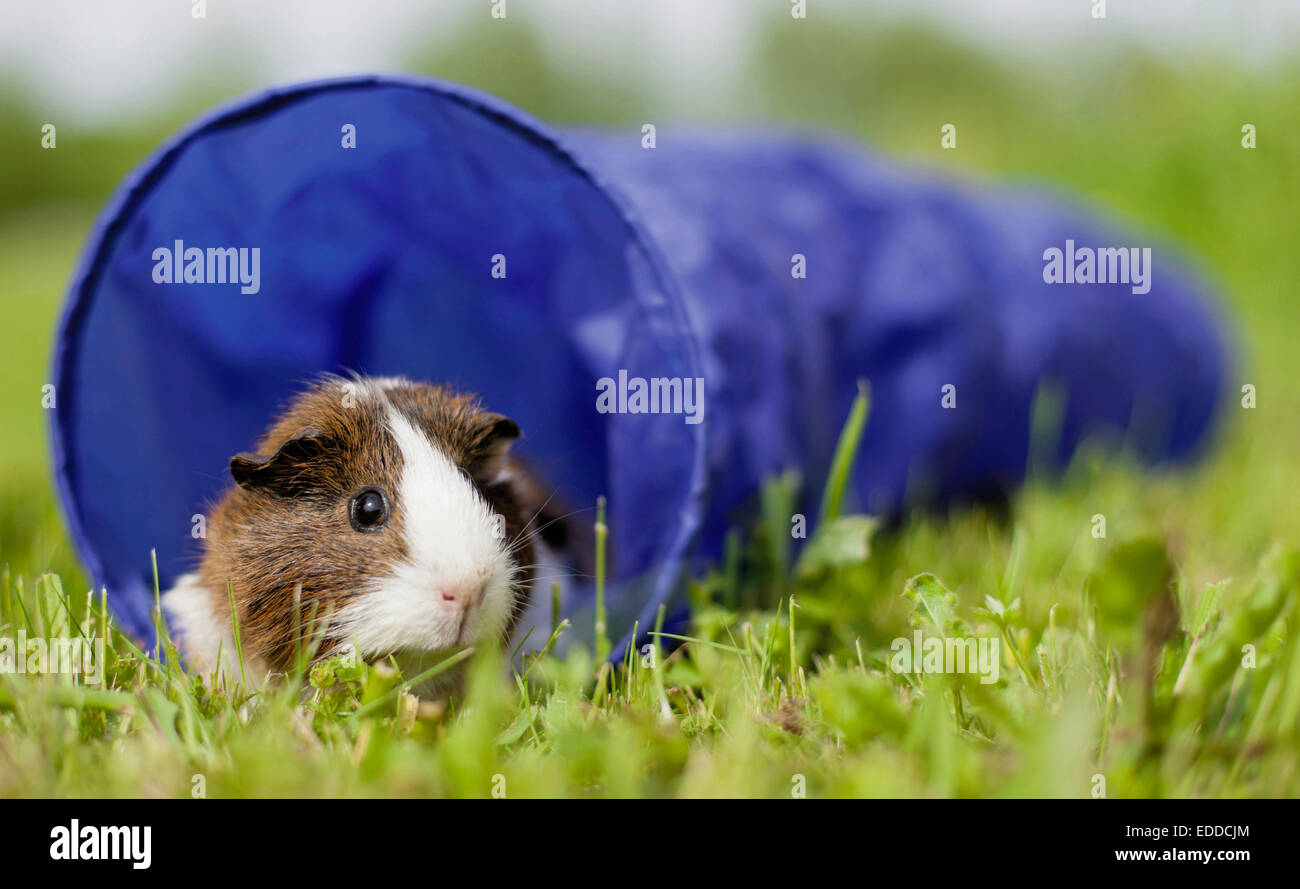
left=348, top=487, right=389, bottom=532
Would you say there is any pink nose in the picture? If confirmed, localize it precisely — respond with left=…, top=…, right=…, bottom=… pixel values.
left=439, top=580, right=486, bottom=610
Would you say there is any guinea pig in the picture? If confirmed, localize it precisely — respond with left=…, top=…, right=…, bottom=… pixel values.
left=162, top=375, right=576, bottom=694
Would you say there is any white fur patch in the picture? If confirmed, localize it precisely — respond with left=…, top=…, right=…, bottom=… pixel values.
left=337, top=375, right=411, bottom=411
left=161, top=573, right=251, bottom=685
left=330, top=404, right=516, bottom=658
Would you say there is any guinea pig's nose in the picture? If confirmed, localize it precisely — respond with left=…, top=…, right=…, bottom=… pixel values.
left=439, top=580, right=486, bottom=610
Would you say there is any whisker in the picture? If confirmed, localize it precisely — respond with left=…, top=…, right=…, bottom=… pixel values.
left=508, top=505, right=598, bottom=553
left=508, top=484, right=565, bottom=547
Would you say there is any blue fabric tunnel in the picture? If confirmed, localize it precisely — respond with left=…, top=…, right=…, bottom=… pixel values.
left=50, top=75, right=1228, bottom=650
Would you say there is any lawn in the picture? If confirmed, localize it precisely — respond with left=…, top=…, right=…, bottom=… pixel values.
left=1, top=18, right=1298, bottom=798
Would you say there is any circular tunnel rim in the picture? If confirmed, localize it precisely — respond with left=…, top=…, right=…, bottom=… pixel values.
left=48, top=73, right=709, bottom=648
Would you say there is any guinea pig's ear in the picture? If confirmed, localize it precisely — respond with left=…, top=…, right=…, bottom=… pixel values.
left=483, top=414, right=521, bottom=447
left=229, top=426, right=327, bottom=497
left=470, top=413, right=521, bottom=484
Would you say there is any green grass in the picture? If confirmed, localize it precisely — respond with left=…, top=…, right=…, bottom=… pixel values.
left=1, top=424, right=1298, bottom=798
left=2, top=16, right=1299, bottom=797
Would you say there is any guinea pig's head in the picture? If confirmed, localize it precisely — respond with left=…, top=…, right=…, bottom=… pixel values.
left=215, top=376, right=532, bottom=672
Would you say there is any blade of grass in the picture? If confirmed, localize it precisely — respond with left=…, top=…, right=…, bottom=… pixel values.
left=594, top=495, right=609, bottom=663
left=349, top=646, right=476, bottom=719
left=818, top=378, right=871, bottom=526
left=226, top=579, right=247, bottom=689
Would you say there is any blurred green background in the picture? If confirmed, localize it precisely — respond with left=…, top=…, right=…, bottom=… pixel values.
left=2, top=3, right=1298, bottom=602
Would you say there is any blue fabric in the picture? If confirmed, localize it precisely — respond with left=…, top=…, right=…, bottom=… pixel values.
left=50, top=75, right=1228, bottom=648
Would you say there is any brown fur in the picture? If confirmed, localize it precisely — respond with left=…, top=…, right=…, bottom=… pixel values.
left=191, top=376, right=563, bottom=673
